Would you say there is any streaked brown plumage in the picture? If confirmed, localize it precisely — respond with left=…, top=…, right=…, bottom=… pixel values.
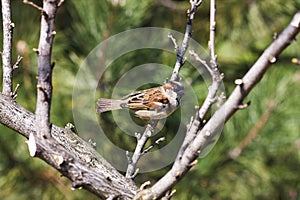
left=97, top=81, right=184, bottom=119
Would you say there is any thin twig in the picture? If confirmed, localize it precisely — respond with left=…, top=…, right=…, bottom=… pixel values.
left=23, top=0, right=45, bottom=13
left=176, top=0, right=223, bottom=161
left=229, top=101, right=277, bottom=159
left=11, top=83, right=20, bottom=100
left=168, top=32, right=179, bottom=55
left=127, top=0, right=203, bottom=180
left=1, top=0, right=14, bottom=96
left=208, top=0, right=217, bottom=69
left=170, top=0, right=203, bottom=82
left=58, top=0, right=64, bottom=7
left=126, top=121, right=156, bottom=178
left=142, top=137, right=165, bottom=155
left=136, top=7, right=300, bottom=200
left=13, top=55, right=23, bottom=70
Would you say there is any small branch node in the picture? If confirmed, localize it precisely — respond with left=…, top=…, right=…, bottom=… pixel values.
left=88, top=139, right=97, bottom=149
left=58, top=0, right=65, bottom=7
left=11, top=83, right=20, bottom=99
left=142, top=137, right=165, bottom=155
left=32, top=48, right=39, bottom=54
left=162, top=189, right=177, bottom=200
left=13, top=55, right=23, bottom=70
left=204, top=130, right=211, bottom=137
left=65, top=122, right=76, bottom=132
left=23, top=0, right=46, bottom=15
left=234, top=78, right=244, bottom=86
left=126, top=151, right=132, bottom=163
left=168, top=32, right=179, bottom=54
left=237, top=101, right=251, bottom=110
left=135, top=132, right=141, bottom=140
left=128, top=168, right=139, bottom=179
left=140, top=181, right=151, bottom=190
left=220, top=73, right=225, bottom=80
left=273, top=32, right=278, bottom=40
left=291, top=57, right=300, bottom=65
left=175, top=171, right=182, bottom=178
left=268, top=55, right=277, bottom=63
left=53, top=154, right=64, bottom=166
left=9, top=22, right=15, bottom=29
left=188, top=159, right=198, bottom=168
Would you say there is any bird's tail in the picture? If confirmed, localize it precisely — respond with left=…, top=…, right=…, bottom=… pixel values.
left=96, top=98, right=124, bottom=113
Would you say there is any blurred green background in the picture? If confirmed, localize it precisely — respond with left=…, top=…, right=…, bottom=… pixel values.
left=0, top=0, right=299, bottom=199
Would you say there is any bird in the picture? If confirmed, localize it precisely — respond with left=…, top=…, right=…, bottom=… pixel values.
left=96, top=81, right=184, bottom=120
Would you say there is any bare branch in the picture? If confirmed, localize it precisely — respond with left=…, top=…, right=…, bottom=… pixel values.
left=126, top=122, right=156, bottom=178
left=11, top=83, right=20, bottom=99
left=1, top=0, right=14, bottom=96
left=34, top=0, right=58, bottom=139
left=176, top=0, right=223, bottom=163
left=57, top=0, right=64, bottom=7
left=208, top=0, right=217, bottom=69
left=135, top=10, right=300, bottom=200
left=170, top=0, right=203, bottom=81
left=229, top=101, right=277, bottom=159
left=142, top=137, right=165, bottom=155
left=0, top=94, right=137, bottom=199
left=12, top=55, right=23, bottom=70
left=23, top=0, right=45, bottom=14
left=168, top=32, right=179, bottom=55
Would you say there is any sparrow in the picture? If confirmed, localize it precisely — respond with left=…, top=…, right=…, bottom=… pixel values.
left=96, top=81, right=184, bottom=120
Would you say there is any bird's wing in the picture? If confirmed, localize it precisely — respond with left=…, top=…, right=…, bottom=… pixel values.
left=124, top=87, right=169, bottom=111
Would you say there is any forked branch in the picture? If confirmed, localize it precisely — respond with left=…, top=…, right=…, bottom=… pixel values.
left=126, top=0, right=203, bottom=180
left=134, top=9, right=300, bottom=200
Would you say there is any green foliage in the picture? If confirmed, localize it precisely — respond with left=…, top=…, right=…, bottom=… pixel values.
left=0, top=0, right=299, bottom=199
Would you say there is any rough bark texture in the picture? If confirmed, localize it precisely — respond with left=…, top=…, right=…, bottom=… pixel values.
left=134, top=11, right=300, bottom=199
left=35, top=0, right=57, bottom=139
left=0, top=94, right=137, bottom=199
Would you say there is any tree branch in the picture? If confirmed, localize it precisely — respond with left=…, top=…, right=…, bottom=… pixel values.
left=229, top=100, right=277, bottom=159
left=176, top=0, right=223, bottom=165
left=0, top=94, right=138, bottom=199
left=34, top=0, right=57, bottom=140
left=126, top=123, right=155, bottom=178
left=170, top=0, right=203, bottom=82
left=126, top=0, right=203, bottom=179
left=1, top=0, right=14, bottom=97
left=134, top=10, right=300, bottom=200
